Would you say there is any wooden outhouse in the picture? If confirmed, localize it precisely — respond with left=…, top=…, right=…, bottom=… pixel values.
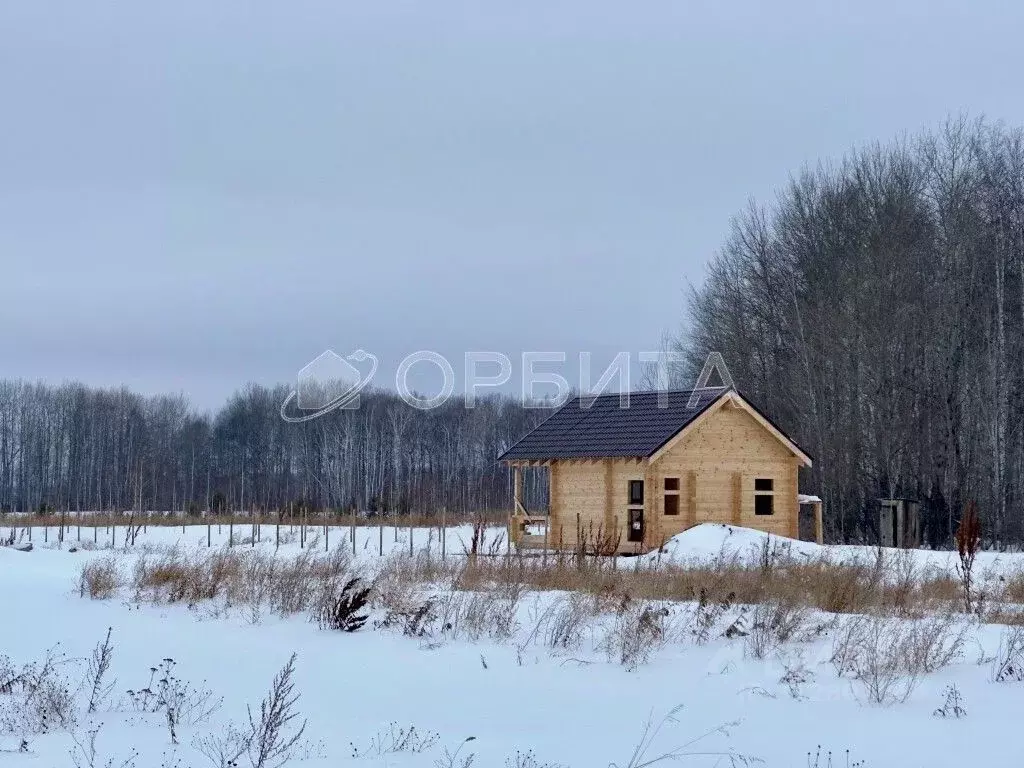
left=501, top=388, right=817, bottom=554
left=878, top=498, right=920, bottom=549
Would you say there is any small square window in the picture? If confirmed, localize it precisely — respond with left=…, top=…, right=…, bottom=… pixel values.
left=664, top=477, right=679, bottom=492
left=755, top=494, right=774, bottom=516
left=754, top=478, right=774, bottom=492
left=628, top=480, right=644, bottom=505
left=664, top=494, right=679, bottom=516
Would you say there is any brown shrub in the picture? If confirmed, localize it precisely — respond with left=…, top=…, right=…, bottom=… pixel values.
left=1003, top=570, right=1024, bottom=604
left=78, top=556, right=120, bottom=599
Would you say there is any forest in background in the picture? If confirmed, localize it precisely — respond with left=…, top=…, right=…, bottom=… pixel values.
left=676, top=117, right=1024, bottom=546
left=0, top=380, right=549, bottom=518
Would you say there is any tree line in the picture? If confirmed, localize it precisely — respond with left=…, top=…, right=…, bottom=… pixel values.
left=675, top=116, right=1024, bottom=546
left=0, top=379, right=549, bottom=517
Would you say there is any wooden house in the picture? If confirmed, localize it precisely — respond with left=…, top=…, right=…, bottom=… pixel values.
left=500, top=387, right=821, bottom=554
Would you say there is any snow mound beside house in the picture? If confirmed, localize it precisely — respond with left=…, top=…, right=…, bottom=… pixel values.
left=642, top=522, right=1017, bottom=579
left=643, top=523, right=822, bottom=566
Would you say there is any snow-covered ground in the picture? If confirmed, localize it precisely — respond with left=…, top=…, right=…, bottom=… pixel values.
left=647, top=523, right=1024, bottom=579
left=1, top=524, right=1023, bottom=767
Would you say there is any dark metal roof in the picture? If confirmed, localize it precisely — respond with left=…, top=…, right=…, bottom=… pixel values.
left=498, top=388, right=729, bottom=461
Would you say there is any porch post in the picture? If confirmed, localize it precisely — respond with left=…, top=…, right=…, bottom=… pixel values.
left=643, top=462, right=656, bottom=553
left=510, top=464, right=523, bottom=547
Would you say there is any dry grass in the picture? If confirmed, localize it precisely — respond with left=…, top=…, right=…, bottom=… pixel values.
left=424, top=549, right=974, bottom=623
left=78, top=556, right=120, bottom=599
left=79, top=535, right=1024, bottom=639
left=127, top=546, right=354, bottom=621
left=1003, top=570, right=1024, bottom=604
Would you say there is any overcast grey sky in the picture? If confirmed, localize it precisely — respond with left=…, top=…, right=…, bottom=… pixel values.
left=2, top=1, right=1022, bottom=409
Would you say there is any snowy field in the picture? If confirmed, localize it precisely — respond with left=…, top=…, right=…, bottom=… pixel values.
left=2, top=524, right=1024, bottom=767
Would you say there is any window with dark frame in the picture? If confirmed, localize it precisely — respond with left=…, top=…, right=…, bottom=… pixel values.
left=663, top=476, right=680, bottom=515
left=628, top=480, right=644, bottom=506
left=664, top=493, right=680, bottom=516
left=754, top=477, right=774, bottom=515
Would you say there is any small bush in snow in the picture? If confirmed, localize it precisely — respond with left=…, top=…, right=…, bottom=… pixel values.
left=610, top=705, right=750, bottom=768
left=368, top=553, right=426, bottom=616
left=349, top=722, right=440, bottom=758
left=806, top=746, right=865, bottom=768
left=599, top=597, right=670, bottom=671
left=955, top=501, right=982, bottom=614
left=743, top=598, right=810, bottom=659
left=69, top=722, right=139, bottom=768
left=902, top=613, right=967, bottom=674
left=246, top=653, right=307, bottom=768
left=79, top=556, right=120, bottom=599
left=691, top=588, right=735, bottom=645
left=461, top=590, right=521, bottom=641
left=403, top=599, right=438, bottom=638
left=434, top=737, right=477, bottom=768
left=829, top=613, right=965, bottom=706
left=423, top=589, right=521, bottom=643
left=0, top=644, right=79, bottom=736
left=505, top=749, right=566, bottom=768
left=933, top=684, right=967, bottom=718
left=125, top=659, right=221, bottom=745
left=84, top=627, right=116, bottom=715
left=779, top=653, right=814, bottom=700
left=991, top=624, right=1024, bottom=682
left=849, top=628, right=919, bottom=705
left=193, top=722, right=253, bottom=768
left=542, top=594, right=591, bottom=653
left=193, top=653, right=309, bottom=768
left=316, top=578, right=371, bottom=632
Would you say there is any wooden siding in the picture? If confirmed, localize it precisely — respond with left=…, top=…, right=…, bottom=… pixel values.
left=653, top=402, right=799, bottom=540
left=546, top=400, right=801, bottom=552
left=549, top=459, right=645, bottom=552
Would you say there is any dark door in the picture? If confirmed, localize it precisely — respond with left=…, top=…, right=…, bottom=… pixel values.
left=628, top=508, right=644, bottom=543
